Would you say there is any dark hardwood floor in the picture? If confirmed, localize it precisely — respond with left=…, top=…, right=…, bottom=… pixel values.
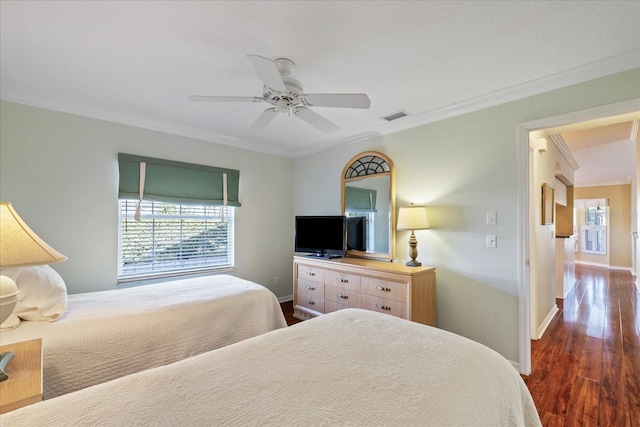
left=280, top=300, right=302, bottom=326
left=280, top=266, right=639, bottom=426
left=523, top=265, right=640, bottom=427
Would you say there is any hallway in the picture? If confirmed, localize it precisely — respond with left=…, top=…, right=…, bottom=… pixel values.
left=523, top=266, right=639, bottom=426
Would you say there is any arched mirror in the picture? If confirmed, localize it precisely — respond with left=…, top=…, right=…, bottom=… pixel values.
left=341, top=151, right=395, bottom=261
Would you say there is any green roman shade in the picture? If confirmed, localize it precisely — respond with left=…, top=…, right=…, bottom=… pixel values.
left=345, top=186, right=377, bottom=212
left=118, top=153, right=241, bottom=207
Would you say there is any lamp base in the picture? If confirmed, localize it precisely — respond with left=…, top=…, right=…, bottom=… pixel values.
left=0, top=351, right=15, bottom=382
left=405, top=260, right=422, bottom=267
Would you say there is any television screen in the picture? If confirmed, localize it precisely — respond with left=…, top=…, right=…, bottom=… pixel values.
left=295, top=216, right=346, bottom=257
left=347, top=216, right=367, bottom=251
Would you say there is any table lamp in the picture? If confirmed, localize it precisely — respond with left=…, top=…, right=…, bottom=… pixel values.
left=396, top=205, right=430, bottom=267
left=0, top=201, right=67, bottom=381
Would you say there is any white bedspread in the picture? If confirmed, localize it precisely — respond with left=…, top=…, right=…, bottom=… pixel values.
left=0, top=274, right=286, bottom=400
left=1, top=309, right=541, bottom=426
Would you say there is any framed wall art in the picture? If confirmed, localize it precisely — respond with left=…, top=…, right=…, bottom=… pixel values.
left=542, top=183, right=554, bottom=225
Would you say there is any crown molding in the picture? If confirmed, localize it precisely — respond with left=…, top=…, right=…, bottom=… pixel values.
left=2, top=49, right=638, bottom=158
left=547, top=134, right=580, bottom=171
left=368, top=49, right=640, bottom=139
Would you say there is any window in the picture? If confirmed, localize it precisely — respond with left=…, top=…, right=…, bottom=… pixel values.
left=118, top=200, right=234, bottom=282
left=582, top=206, right=607, bottom=255
left=117, top=153, right=241, bottom=282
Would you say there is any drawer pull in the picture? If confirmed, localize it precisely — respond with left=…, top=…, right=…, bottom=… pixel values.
left=376, top=286, right=391, bottom=292
left=306, top=286, right=316, bottom=291
left=376, top=303, right=391, bottom=311
left=337, top=278, right=349, bottom=283
left=337, top=294, right=349, bottom=300
left=306, top=272, right=316, bottom=277
left=306, top=300, right=315, bottom=305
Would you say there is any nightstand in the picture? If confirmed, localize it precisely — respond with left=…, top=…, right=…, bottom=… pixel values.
left=0, top=338, right=43, bottom=414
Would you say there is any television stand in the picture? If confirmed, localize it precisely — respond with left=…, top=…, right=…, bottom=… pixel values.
left=293, top=256, right=436, bottom=326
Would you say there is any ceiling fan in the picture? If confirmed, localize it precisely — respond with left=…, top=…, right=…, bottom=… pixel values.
left=188, top=54, right=371, bottom=134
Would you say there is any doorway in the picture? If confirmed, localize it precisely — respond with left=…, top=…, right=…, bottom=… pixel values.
left=517, top=98, right=639, bottom=375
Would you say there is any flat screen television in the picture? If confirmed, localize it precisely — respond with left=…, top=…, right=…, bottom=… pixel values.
left=295, top=215, right=346, bottom=258
left=346, top=216, right=367, bottom=251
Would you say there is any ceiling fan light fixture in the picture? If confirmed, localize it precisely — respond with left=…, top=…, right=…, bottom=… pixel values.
left=190, top=54, right=371, bottom=134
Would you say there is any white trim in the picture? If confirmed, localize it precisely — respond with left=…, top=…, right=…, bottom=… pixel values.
left=536, top=305, right=559, bottom=340
left=575, top=260, right=634, bottom=273
left=517, top=124, right=532, bottom=374
left=518, top=98, right=640, bottom=376
left=277, top=295, right=293, bottom=303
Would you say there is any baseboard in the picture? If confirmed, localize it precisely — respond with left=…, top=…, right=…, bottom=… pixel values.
left=576, top=260, right=609, bottom=269
left=277, top=295, right=293, bottom=303
left=576, top=260, right=633, bottom=273
left=535, top=304, right=559, bottom=340
left=609, top=265, right=633, bottom=273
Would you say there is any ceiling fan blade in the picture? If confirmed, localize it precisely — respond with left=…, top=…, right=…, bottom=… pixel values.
left=249, top=108, right=279, bottom=131
left=187, top=95, right=263, bottom=103
left=295, top=107, right=339, bottom=134
left=304, top=93, right=371, bottom=109
left=246, top=54, right=286, bottom=92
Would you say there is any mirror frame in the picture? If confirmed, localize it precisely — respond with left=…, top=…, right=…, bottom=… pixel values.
left=341, top=151, right=395, bottom=261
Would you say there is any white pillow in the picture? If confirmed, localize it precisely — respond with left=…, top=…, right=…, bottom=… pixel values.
left=0, top=313, right=21, bottom=330
left=1, top=265, right=68, bottom=321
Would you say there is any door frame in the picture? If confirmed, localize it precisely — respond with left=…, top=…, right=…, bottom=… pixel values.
left=517, top=98, right=639, bottom=375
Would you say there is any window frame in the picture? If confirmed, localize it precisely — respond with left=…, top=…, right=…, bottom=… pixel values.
left=117, top=199, right=235, bottom=283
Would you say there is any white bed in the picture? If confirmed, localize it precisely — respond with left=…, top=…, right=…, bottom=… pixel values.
left=1, top=309, right=541, bottom=426
left=0, top=274, right=287, bottom=400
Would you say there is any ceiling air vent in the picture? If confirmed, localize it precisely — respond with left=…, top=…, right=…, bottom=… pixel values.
left=382, top=110, right=410, bottom=122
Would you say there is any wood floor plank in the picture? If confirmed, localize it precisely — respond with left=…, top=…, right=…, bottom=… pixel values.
left=564, top=376, right=599, bottom=427
left=525, top=266, right=638, bottom=427
left=598, top=271, right=631, bottom=427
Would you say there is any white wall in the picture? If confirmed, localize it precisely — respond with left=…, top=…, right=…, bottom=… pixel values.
left=293, top=68, right=640, bottom=362
left=0, top=102, right=294, bottom=298
left=528, top=135, right=575, bottom=338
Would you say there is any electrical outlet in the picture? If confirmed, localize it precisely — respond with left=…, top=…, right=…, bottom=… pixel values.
left=273, top=277, right=279, bottom=287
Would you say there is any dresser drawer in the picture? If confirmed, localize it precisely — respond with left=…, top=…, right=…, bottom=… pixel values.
left=361, top=294, right=407, bottom=319
left=297, top=264, right=325, bottom=283
left=324, top=300, right=353, bottom=314
left=324, top=270, right=360, bottom=291
left=297, top=292, right=325, bottom=313
left=361, top=277, right=407, bottom=303
left=324, top=285, right=361, bottom=308
left=297, top=278, right=325, bottom=296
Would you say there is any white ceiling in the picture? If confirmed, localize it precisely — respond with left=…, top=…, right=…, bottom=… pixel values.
left=1, top=1, right=639, bottom=160
left=555, top=116, right=639, bottom=187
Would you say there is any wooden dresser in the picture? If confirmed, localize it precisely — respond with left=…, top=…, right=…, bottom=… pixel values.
left=293, top=256, right=436, bottom=326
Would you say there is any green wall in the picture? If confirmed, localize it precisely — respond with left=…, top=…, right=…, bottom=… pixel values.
left=0, top=102, right=295, bottom=297
left=293, top=68, right=640, bottom=362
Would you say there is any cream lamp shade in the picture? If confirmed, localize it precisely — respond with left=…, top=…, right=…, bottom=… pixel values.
left=0, top=201, right=67, bottom=325
left=396, top=206, right=430, bottom=231
left=396, top=206, right=429, bottom=267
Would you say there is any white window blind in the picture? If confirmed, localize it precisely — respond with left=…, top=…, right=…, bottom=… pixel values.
left=582, top=226, right=606, bottom=255
left=581, top=206, right=607, bottom=255
left=118, top=200, right=234, bottom=282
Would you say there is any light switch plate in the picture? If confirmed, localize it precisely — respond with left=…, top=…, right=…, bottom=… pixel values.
left=486, top=212, right=497, bottom=226
left=486, top=234, right=497, bottom=248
